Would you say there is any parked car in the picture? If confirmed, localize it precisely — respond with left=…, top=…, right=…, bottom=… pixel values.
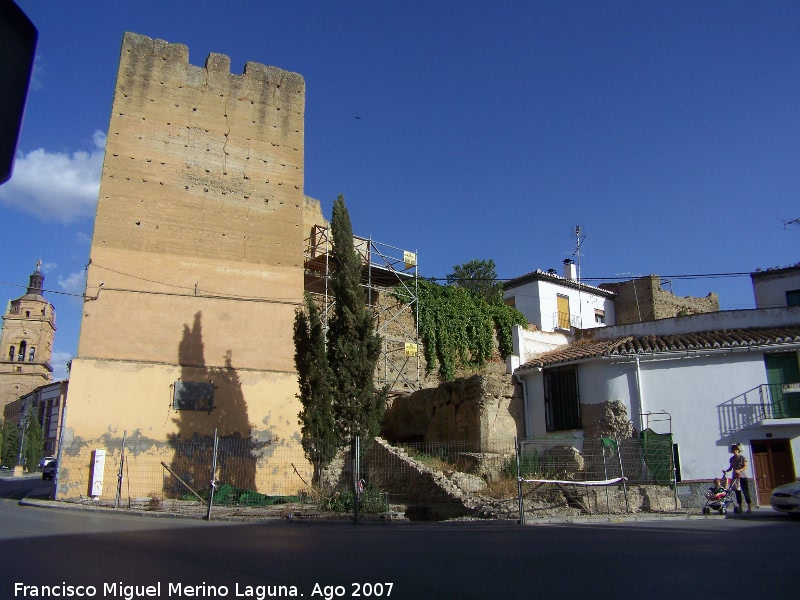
left=39, top=456, right=55, bottom=469
left=42, top=460, right=57, bottom=480
left=770, top=481, right=800, bottom=515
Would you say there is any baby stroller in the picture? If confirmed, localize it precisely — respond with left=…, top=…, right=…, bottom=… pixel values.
left=702, top=471, right=734, bottom=515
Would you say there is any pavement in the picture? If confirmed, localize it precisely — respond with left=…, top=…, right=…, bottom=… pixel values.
left=4, top=468, right=796, bottom=525
left=15, top=495, right=798, bottom=526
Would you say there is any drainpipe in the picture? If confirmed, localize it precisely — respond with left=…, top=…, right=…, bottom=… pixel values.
left=515, top=372, right=530, bottom=438
left=634, top=356, right=644, bottom=433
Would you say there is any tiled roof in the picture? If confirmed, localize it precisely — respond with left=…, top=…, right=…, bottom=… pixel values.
left=504, top=269, right=616, bottom=298
left=517, top=326, right=800, bottom=371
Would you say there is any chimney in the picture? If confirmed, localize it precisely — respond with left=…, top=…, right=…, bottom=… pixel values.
left=563, top=258, right=577, bottom=281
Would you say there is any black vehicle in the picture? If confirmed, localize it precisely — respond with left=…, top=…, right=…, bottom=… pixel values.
left=42, top=460, right=57, bottom=480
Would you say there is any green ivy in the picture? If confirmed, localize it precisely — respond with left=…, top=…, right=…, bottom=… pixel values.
left=394, top=279, right=528, bottom=381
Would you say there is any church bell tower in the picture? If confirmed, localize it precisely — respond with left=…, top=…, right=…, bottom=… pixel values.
left=0, top=261, right=56, bottom=410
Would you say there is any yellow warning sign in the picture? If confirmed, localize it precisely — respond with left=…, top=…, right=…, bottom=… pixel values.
left=404, top=343, right=418, bottom=357
left=404, top=251, right=417, bottom=268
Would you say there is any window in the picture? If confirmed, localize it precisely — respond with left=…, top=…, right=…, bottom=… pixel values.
left=544, top=366, right=581, bottom=431
left=556, top=294, right=571, bottom=329
left=173, top=381, right=214, bottom=411
left=594, top=309, right=606, bottom=324
left=505, top=296, right=516, bottom=308
left=18, top=341, right=26, bottom=362
left=787, top=290, right=800, bottom=307
left=8, top=346, right=14, bottom=361
left=29, top=347, right=35, bottom=361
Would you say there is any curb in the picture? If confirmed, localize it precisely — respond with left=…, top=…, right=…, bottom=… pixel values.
left=17, top=497, right=794, bottom=525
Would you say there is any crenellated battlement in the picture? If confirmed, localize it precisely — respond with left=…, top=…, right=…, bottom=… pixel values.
left=92, top=31, right=307, bottom=289
left=120, top=32, right=305, bottom=99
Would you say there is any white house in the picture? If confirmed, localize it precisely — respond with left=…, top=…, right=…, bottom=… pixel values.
left=512, top=306, right=800, bottom=507
left=751, top=263, right=800, bottom=309
left=504, top=259, right=616, bottom=332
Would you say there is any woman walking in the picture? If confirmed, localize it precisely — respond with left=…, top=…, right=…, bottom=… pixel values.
left=724, top=443, right=752, bottom=513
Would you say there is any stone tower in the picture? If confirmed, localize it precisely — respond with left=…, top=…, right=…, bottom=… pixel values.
left=62, top=32, right=310, bottom=499
left=0, top=262, right=56, bottom=409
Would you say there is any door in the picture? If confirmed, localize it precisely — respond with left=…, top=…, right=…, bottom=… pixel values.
left=556, top=294, right=571, bottom=329
left=751, top=439, right=796, bottom=505
left=764, top=353, right=800, bottom=418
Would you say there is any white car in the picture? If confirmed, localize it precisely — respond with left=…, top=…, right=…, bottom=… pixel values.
left=770, top=481, right=800, bottom=515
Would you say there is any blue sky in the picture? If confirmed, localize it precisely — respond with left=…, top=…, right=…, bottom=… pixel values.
left=2, top=1, right=799, bottom=380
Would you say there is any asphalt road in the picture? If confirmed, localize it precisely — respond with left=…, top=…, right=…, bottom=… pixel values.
left=0, top=496, right=798, bottom=600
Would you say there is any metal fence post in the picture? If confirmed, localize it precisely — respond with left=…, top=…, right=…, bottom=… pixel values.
left=601, top=438, right=610, bottom=514
left=516, top=437, right=525, bottom=525
left=353, top=436, right=361, bottom=525
left=616, top=436, right=629, bottom=513
left=205, top=428, right=219, bottom=522
left=115, top=431, right=126, bottom=509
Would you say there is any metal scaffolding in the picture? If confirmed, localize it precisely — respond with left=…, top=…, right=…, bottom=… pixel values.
left=303, top=224, right=420, bottom=393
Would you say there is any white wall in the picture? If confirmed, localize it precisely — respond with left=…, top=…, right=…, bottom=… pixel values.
left=505, top=279, right=614, bottom=333
left=507, top=325, right=570, bottom=372
left=518, top=350, right=800, bottom=483
left=752, top=269, right=800, bottom=308
left=635, top=354, right=766, bottom=481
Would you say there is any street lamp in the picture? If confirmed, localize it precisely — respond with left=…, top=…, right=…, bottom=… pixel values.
left=14, top=408, right=29, bottom=477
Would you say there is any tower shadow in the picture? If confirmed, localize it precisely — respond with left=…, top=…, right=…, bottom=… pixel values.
left=166, top=312, right=258, bottom=500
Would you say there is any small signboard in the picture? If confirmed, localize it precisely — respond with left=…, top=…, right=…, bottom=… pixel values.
left=403, top=251, right=417, bottom=269
left=404, top=343, right=418, bottom=357
left=782, top=383, right=800, bottom=394
left=90, top=449, right=106, bottom=497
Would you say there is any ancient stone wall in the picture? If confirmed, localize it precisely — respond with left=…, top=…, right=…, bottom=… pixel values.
left=579, top=400, right=635, bottom=441
left=601, top=276, right=719, bottom=326
left=79, top=32, right=306, bottom=369
left=381, top=371, right=523, bottom=450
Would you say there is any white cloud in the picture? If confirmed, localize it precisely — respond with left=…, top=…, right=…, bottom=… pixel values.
left=51, top=350, right=73, bottom=381
left=57, top=270, right=87, bottom=296
left=0, top=130, right=105, bottom=223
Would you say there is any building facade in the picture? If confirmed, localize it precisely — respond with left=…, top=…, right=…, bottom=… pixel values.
left=751, top=264, right=800, bottom=309
left=504, top=259, right=616, bottom=332
left=3, top=380, right=67, bottom=456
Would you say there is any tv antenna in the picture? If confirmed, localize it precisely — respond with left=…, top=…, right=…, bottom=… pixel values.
left=573, top=226, right=586, bottom=284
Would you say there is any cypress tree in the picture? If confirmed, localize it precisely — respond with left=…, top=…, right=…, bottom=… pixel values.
left=293, top=293, right=336, bottom=483
left=1, top=422, right=20, bottom=468
left=327, top=195, right=386, bottom=440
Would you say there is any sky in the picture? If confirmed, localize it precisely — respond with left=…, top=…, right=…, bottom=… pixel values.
left=1, top=1, right=799, bottom=381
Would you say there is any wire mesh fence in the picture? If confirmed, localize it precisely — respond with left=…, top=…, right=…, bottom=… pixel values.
left=516, top=435, right=678, bottom=518
left=54, top=433, right=677, bottom=521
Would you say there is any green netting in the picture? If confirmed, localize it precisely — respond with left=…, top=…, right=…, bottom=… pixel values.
left=640, top=428, right=673, bottom=485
